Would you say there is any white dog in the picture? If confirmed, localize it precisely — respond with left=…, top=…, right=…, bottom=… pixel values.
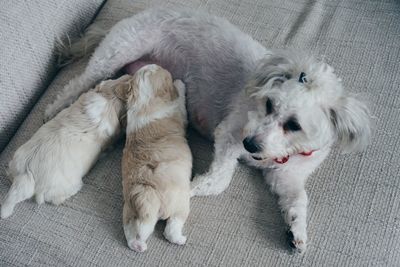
left=45, top=8, right=371, bottom=252
left=119, top=65, right=191, bottom=252
left=1, top=76, right=129, bottom=219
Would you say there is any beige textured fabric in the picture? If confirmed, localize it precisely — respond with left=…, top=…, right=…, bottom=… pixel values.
left=0, top=0, right=105, bottom=152
left=1, top=0, right=399, bottom=266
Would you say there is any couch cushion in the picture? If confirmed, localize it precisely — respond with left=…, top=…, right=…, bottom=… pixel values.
left=0, top=0, right=105, bottom=152
left=1, top=0, right=399, bottom=266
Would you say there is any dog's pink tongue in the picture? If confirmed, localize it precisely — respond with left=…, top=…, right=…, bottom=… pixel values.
left=274, top=156, right=289, bottom=164
left=124, top=60, right=158, bottom=74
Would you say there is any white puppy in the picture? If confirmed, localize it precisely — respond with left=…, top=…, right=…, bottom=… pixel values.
left=1, top=76, right=129, bottom=218
left=45, top=8, right=371, bottom=252
left=119, top=65, right=191, bottom=252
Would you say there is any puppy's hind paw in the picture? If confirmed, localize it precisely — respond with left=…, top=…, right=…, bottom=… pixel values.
left=44, top=103, right=57, bottom=123
left=164, top=232, right=187, bottom=246
left=287, top=230, right=307, bottom=254
left=1, top=204, right=14, bottom=219
left=44, top=100, right=66, bottom=123
left=128, top=239, right=147, bottom=253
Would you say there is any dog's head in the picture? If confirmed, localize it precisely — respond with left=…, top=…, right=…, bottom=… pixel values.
left=243, top=51, right=371, bottom=162
left=114, top=64, right=178, bottom=111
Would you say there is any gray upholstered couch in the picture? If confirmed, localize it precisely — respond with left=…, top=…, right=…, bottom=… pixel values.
left=1, top=0, right=399, bottom=266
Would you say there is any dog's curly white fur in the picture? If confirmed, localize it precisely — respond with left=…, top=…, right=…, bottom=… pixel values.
left=46, top=8, right=371, bottom=252
left=1, top=76, right=128, bottom=219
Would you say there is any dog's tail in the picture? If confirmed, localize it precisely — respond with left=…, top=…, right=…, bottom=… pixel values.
left=56, top=24, right=109, bottom=67
left=1, top=173, right=35, bottom=219
left=129, top=181, right=161, bottom=221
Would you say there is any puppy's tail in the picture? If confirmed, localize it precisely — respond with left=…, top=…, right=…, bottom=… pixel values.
left=56, top=24, right=109, bottom=67
left=1, top=173, right=35, bottom=219
left=129, top=181, right=161, bottom=222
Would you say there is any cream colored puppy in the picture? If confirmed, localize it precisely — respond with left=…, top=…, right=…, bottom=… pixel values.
left=119, top=65, right=192, bottom=253
left=1, top=75, right=131, bottom=219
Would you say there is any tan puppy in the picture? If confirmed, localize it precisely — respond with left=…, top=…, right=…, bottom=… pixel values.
left=118, top=65, right=192, bottom=252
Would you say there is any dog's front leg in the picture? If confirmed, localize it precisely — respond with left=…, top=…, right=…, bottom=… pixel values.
left=265, top=169, right=309, bottom=253
left=191, top=121, right=242, bottom=197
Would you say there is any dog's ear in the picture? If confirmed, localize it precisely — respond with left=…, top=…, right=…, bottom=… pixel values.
left=246, top=55, right=292, bottom=97
left=329, top=96, right=372, bottom=153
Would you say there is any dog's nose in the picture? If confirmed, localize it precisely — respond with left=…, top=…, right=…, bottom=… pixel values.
left=243, top=137, right=262, bottom=153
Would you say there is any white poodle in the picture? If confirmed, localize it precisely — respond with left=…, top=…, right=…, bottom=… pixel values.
left=45, top=8, right=371, bottom=253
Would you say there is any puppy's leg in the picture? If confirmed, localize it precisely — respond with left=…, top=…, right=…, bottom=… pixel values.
left=124, top=216, right=158, bottom=253
left=191, top=120, right=242, bottom=197
left=164, top=217, right=187, bottom=245
left=123, top=185, right=160, bottom=252
left=265, top=169, right=308, bottom=253
left=1, top=174, right=35, bottom=219
left=173, top=80, right=187, bottom=123
left=45, top=17, right=162, bottom=121
left=164, top=193, right=189, bottom=245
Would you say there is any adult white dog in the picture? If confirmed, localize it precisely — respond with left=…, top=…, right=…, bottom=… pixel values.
left=46, top=8, right=371, bottom=253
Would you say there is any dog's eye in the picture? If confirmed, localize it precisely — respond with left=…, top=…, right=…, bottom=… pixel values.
left=266, top=98, right=274, bottom=115
left=283, top=117, right=302, bottom=132
left=299, top=72, right=307, bottom=83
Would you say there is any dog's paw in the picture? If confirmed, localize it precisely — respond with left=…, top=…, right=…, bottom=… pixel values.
left=287, top=230, right=307, bottom=254
left=190, top=174, right=214, bottom=197
left=128, top=239, right=147, bottom=253
left=190, top=173, right=229, bottom=197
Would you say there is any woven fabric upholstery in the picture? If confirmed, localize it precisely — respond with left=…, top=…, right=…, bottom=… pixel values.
left=0, top=0, right=399, bottom=266
left=0, top=0, right=105, bottom=151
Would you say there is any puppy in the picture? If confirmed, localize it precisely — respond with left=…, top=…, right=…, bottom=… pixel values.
left=45, top=8, right=371, bottom=252
left=1, top=75, right=130, bottom=218
left=119, top=65, right=191, bottom=252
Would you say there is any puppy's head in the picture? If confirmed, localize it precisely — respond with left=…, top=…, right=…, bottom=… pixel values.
left=115, top=64, right=178, bottom=112
left=243, top=51, right=371, bottom=162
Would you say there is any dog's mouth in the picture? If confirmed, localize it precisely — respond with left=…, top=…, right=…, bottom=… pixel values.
left=252, top=155, right=266, bottom=161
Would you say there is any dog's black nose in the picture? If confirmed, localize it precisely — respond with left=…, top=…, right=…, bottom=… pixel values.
left=243, top=137, right=262, bottom=153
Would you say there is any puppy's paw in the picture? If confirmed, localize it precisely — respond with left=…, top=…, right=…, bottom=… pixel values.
left=44, top=103, right=57, bottom=123
left=164, top=232, right=187, bottom=246
left=44, top=101, right=66, bottom=123
left=50, top=196, right=68, bottom=206
left=173, top=79, right=185, bottom=95
left=35, top=194, right=45, bottom=205
left=1, top=204, right=14, bottom=219
left=287, top=230, right=307, bottom=254
left=128, top=239, right=147, bottom=253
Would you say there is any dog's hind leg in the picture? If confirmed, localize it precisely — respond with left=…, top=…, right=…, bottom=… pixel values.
left=1, top=174, right=35, bottom=219
left=45, top=14, right=162, bottom=121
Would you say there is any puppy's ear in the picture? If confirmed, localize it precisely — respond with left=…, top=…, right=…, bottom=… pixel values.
left=114, top=80, right=133, bottom=101
left=154, top=71, right=178, bottom=101
left=329, top=96, right=372, bottom=153
left=246, top=55, right=291, bottom=97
